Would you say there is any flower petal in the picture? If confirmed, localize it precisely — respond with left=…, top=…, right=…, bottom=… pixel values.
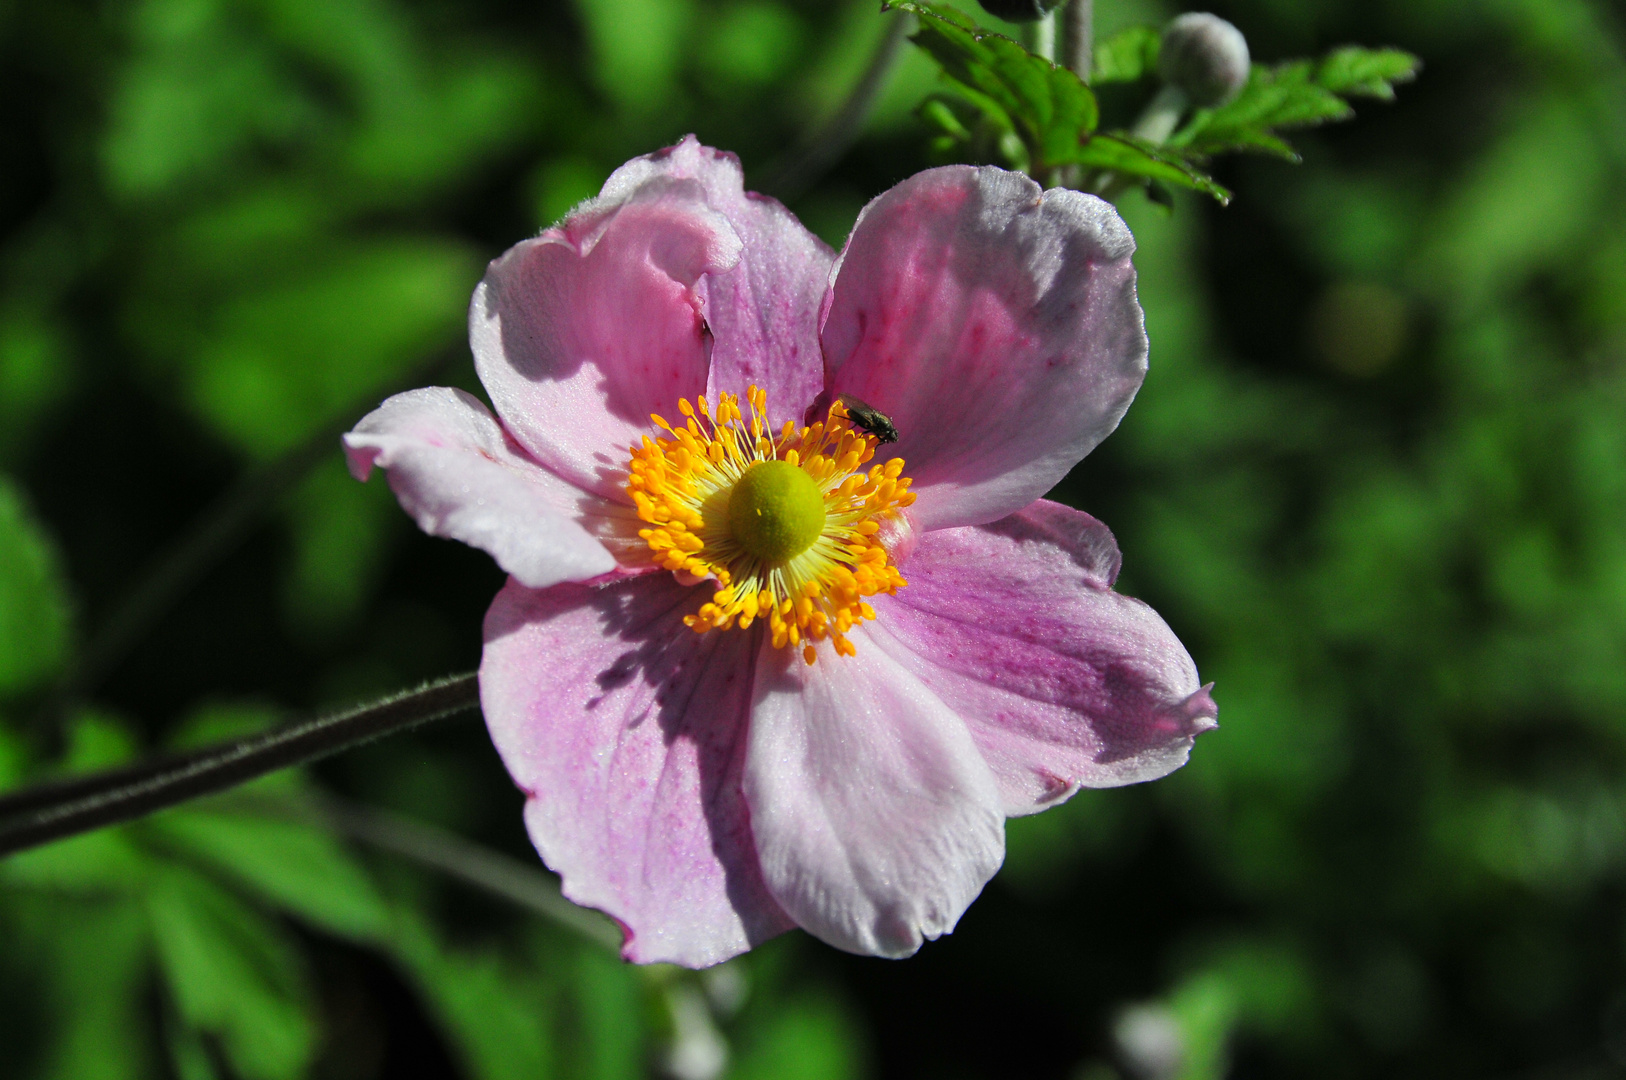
left=820, top=166, right=1148, bottom=531
left=868, top=500, right=1216, bottom=815
left=344, top=387, right=616, bottom=588
left=744, top=631, right=1005, bottom=958
left=481, top=575, right=793, bottom=968
left=470, top=175, right=744, bottom=500
left=599, top=137, right=835, bottom=424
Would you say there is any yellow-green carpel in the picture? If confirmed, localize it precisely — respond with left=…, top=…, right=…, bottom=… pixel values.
left=727, top=460, right=828, bottom=563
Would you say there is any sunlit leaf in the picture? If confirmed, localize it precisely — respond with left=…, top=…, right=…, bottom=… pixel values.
left=1314, top=46, right=1421, bottom=100
left=1177, top=60, right=1365, bottom=160
left=1072, top=133, right=1231, bottom=203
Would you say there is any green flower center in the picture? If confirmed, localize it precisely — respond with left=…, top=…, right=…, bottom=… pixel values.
left=726, top=460, right=827, bottom=564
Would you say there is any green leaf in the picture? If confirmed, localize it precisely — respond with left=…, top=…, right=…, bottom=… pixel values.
left=1071, top=134, right=1232, bottom=204
left=1314, top=46, right=1421, bottom=100
left=146, top=868, right=318, bottom=1080
left=1091, top=26, right=1160, bottom=84
left=1173, top=63, right=1348, bottom=159
left=0, top=474, right=73, bottom=698
left=149, top=802, right=393, bottom=943
left=895, top=2, right=1098, bottom=173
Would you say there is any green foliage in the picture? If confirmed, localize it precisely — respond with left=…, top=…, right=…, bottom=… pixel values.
left=894, top=2, right=1097, bottom=174
left=906, top=4, right=1418, bottom=204
left=0, top=476, right=72, bottom=698
left=1171, top=50, right=1419, bottom=162
left=5, top=0, right=1626, bottom=1078
left=146, top=868, right=319, bottom=1080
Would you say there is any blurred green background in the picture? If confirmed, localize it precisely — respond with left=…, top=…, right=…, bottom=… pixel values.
left=3, top=0, right=1625, bottom=1077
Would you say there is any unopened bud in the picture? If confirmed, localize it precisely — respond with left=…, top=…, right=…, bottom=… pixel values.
left=1157, top=13, right=1250, bottom=107
left=975, top=0, right=1064, bottom=23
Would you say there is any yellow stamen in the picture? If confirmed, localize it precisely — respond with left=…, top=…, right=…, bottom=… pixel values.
left=629, top=387, right=914, bottom=661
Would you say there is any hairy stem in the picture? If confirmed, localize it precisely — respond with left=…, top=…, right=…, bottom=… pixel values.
left=0, top=673, right=480, bottom=857
left=752, top=8, right=913, bottom=202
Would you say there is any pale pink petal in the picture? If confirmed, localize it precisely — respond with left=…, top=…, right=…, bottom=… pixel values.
left=868, top=500, right=1216, bottom=815
left=481, top=576, right=793, bottom=968
left=599, top=137, right=834, bottom=424
left=819, top=166, right=1148, bottom=531
left=470, top=177, right=743, bottom=500
left=743, top=632, right=1005, bottom=958
left=344, top=387, right=616, bottom=588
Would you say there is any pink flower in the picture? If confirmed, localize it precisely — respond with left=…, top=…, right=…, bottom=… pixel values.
left=344, top=137, right=1216, bottom=968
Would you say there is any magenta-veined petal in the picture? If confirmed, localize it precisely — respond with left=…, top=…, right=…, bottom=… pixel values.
left=598, top=137, right=834, bottom=424
left=470, top=176, right=743, bottom=501
left=744, top=631, right=1005, bottom=958
left=344, top=387, right=616, bottom=588
left=868, top=500, right=1216, bottom=815
left=820, top=166, right=1148, bottom=531
left=481, top=576, right=793, bottom=968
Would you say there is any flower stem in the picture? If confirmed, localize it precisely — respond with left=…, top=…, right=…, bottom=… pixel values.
left=0, top=672, right=480, bottom=857
left=1061, top=0, right=1092, bottom=81
left=752, top=7, right=913, bottom=202
left=1024, top=10, right=1056, bottom=62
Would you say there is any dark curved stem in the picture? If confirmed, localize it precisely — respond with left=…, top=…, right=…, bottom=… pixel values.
left=0, top=673, right=480, bottom=857
left=752, top=8, right=913, bottom=202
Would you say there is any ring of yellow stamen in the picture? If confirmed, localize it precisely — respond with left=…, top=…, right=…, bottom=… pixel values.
left=626, top=387, right=914, bottom=664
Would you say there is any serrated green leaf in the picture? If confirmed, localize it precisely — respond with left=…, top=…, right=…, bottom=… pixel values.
left=146, top=867, right=318, bottom=1080
left=0, top=474, right=73, bottom=698
left=896, top=1, right=1098, bottom=172
left=149, top=802, right=393, bottom=943
left=1092, top=26, right=1159, bottom=84
left=1071, top=134, right=1231, bottom=204
left=1174, top=61, right=1354, bottom=160
left=1315, top=46, right=1420, bottom=100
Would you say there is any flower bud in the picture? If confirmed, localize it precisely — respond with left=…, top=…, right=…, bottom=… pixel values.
left=975, top=0, right=1064, bottom=23
left=1157, top=12, right=1251, bottom=107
